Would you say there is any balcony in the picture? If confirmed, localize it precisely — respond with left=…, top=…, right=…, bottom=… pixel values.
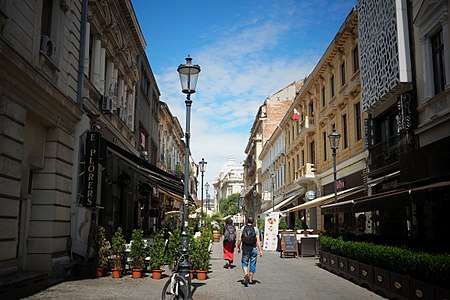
left=294, top=163, right=316, bottom=184
left=299, top=115, right=315, bottom=138
left=368, top=135, right=401, bottom=173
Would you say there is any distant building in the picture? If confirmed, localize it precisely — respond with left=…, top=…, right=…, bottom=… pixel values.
left=242, top=81, right=303, bottom=217
left=213, top=157, right=244, bottom=212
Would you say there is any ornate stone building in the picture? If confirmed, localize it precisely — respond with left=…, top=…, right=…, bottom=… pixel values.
left=242, top=81, right=301, bottom=217
left=214, top=156, right=244, bottom=212
left=279, top=8, right=368, bottom=231
left=0, top=2, right=186, bottom=296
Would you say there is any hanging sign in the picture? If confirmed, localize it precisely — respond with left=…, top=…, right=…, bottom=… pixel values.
left=305, top=190, right=316, bottom=201
left=83, top=132, right=100, bottom=207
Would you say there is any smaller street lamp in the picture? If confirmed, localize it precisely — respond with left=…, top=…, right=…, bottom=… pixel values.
left=271, top=173, right=275, bottom=212
left=199, top=158, right=207, bottom=221
left=328, top=128, right=341, bottom=235
left=205, top=182, right=210, bottom=212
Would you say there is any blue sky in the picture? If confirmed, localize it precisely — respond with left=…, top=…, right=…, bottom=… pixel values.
left=131, top=0, right=356, bottom=192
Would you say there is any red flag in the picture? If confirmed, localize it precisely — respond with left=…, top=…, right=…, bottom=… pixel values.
left=293, top=108, right=299, bottom=121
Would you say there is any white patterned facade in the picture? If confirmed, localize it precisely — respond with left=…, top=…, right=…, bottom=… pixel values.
left=358, top=0, right=413, bottom=112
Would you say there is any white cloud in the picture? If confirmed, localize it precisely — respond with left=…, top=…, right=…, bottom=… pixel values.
left=152, top=1, right=352, bottom=188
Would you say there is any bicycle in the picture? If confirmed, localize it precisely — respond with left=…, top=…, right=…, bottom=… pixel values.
left=161, top=248, right=190, bottom=300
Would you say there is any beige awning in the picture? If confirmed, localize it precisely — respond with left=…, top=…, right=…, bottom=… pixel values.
left=281, top=186, right=364, bottom=213
left=263, top=194, right=298, bottom=214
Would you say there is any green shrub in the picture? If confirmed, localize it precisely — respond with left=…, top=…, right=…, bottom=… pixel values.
left=318, top=235, right=450, bottom=287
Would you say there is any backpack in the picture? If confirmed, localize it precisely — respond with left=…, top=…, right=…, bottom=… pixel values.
left=242, top=225, right=257, bottom=246
left=224, top=224, right=236, bottom=243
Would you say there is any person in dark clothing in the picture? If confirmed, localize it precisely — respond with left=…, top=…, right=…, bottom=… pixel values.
left=223, top=218, right=236, bottom=268
left=237, top=216, right=262, bottom=286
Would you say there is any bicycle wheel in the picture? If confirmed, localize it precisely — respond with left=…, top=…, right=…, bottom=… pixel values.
left=161, top=274, right=190, bottom=300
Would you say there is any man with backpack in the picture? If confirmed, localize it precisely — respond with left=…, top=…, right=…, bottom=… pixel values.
left=223, top=218, right=237, bottom=269
left=237, top=216, right=263, bottom=287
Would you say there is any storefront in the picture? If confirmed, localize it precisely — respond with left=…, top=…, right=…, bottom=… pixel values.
left=97, top=138, right=184, bottom=240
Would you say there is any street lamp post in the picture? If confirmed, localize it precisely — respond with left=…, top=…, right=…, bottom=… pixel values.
left=271, top=173, right=275, bottom=212
left=177, top=55, right=200, bottom=296
left=205, top=182, right=210, bottom=212
left=328, top=128, right=341, bottom=235
left=199, top=158, right=207, bottom=221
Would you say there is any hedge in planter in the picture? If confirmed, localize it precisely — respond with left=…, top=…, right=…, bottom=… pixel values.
left=318, top=235, right=450, bottom=288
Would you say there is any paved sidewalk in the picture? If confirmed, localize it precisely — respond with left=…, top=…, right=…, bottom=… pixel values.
left=24, top=239, right=386, bottom=300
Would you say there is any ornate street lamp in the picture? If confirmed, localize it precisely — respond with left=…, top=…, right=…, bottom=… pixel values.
left=177, top=55, right=200, bottom=296
left=271, top=173, right=275, bottom=212
left=205, top=182, right=210, bottom=212
left=199, top=158, right=207, bottom=221
left=328, top=128, right=341, bottom=235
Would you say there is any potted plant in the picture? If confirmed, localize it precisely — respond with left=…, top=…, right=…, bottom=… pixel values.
left=110, top=227, right=126, bottom=278
left=279, top=217, right=288, bottom=231
left=129, top=228, right=146, bottom=278
left=149, top=229, right=166, bottom=279
left=95, top=226, right=110, bottom=277
left=294, top=217, right=303, bottom=233
left=195, top=228, right=212, bottom=280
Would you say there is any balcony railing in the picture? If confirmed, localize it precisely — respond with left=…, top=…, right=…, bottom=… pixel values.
left=369, top=135, right=401, bottom=171
left=299, top=115, right=315, bottom=137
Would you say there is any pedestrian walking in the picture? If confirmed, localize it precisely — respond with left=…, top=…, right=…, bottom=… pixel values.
left=237, top=216, right=262, bottom=287
left=223, top=218, right=237, bottom=268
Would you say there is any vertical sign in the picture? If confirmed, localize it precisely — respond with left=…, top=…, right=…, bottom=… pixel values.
left=83, top=132, right=100, bottom=207
left=263, top=212, right=280, bottom=251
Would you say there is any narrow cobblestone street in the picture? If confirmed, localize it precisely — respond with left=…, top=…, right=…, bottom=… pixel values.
left=24, top=239, right=386, bottom=300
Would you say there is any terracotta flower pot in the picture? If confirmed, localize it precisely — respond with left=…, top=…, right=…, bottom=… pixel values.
left=95, top=268, right=104, bottom=278
left=152, top=269, right=163, bottom=279
left=190, top=270, right=195, bottom=280
left=132, top=268, right=143, bottom=279
left=111, top=268, right=123, bottom=278
left=196, top=270, right=207, bottom=280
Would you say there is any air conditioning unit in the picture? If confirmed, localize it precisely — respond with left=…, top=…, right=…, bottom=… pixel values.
left=40, top=35, right=56, bottom=59
left=101, top=96, right=113, bottom=113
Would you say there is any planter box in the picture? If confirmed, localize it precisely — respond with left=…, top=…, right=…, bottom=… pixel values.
left=347, top=258, right=361, bottom=285
left=329, top=254, right=339, bottom=273
left=320, top=251, right=331, bottom=270
left=389, top=271, right=410, bottom=300
left=372, top=266, right=390, bottom=298
left=434, top=286, right=450, bottom=300
left=358, top=262, right=374, bottom=289
left=410, top=278, right=434, bottom=300
left=337, top=256, right=349, bottom=278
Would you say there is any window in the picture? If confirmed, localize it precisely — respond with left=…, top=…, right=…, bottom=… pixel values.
left=342, top=114, right=348, bottom=148
left=301, top=150, right=304, bottom=167
left=322, top=86, right=326, bottom=107
left=353, top=46, right=359, bottom=73
left=41, top=0, right=53, bottom=37
left=431, top=29, right=445, bottom=95
left=323, top=132, right=327, bottom=161
left=330, top=75, right=335, bottom=98
left=341, top=61, right=346, bottom=86
left=310, top=141, right=315, bottom=164
left=309, top=102, right=314, bottom=116
left=355, top=103, right=362, bottom=141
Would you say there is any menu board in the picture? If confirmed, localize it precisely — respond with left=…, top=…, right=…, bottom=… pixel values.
left=280, top=232, right=298, bottom=258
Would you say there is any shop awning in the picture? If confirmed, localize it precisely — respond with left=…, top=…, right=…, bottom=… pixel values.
left=281, top=186, right=364, bottom=213
left=262, top=194, right=299, bottom=214
left=322, top=180, right=450, bottom=214
left=102, top=139, right=184, bottom=197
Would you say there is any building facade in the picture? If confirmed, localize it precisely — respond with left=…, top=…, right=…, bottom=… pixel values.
left=242, top=81, right=301, bottom=217
left=0, top=2, right=190, bottom=294
left=214, top=157, right=244, bottom=212
left=280, top=8, right=368, bottom=231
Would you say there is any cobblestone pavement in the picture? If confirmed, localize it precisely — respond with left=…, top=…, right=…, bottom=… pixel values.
left=24, top=239, right=386, bottom=300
